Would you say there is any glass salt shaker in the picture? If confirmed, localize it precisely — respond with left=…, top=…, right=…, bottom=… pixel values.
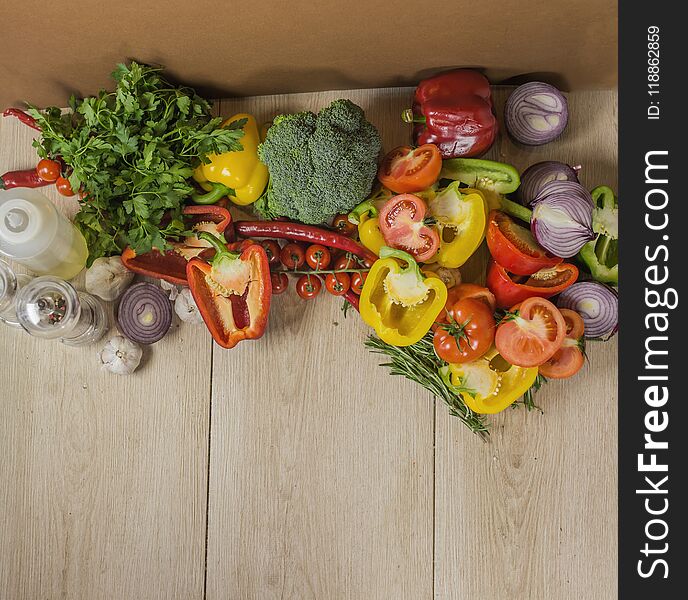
left=15, top=276, right=107, bottom=346
left=0, top=259, right=32, bottom=328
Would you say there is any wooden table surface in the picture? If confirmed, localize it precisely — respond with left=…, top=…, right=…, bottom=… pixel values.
left=0, top=87, right=618, bottom=600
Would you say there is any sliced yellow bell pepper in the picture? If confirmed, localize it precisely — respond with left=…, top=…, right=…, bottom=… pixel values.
left=440, top=347, right=538, bottom=414
left=427, top=183, right=488, bottom=269
left=360, top=246, right=447, bottom=346
left=193, top=113, right=269, bottom=206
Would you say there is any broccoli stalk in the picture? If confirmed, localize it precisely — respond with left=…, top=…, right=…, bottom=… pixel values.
left=256, top=99, right=382, bottom=224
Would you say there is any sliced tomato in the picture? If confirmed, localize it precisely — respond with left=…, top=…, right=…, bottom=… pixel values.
left=539, top=308, right=585, bottom=378
left=378, top=144, right=442, bottom=193
left=486, top=211, right=562, bottom=275
left=486, top=259, right=578, bottom=309
left=495, top=297, right=566, bottom=368
left=378, top=193, right=440, bottom=262
left=445, top=283, right=497, bottom=313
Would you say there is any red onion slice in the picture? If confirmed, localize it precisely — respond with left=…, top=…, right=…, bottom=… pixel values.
left=531, top=180, right=595, bottom=258
left=520, top=161, right=580, bottom=206
left=505, top=82, right=569, bottom=145
left=557, top=281, right=618, bottom=339
left=117, top=282, right=173, bottom=345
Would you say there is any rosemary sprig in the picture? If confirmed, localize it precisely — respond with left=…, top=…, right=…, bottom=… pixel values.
left=365, top=333, right=489, bottom=439
left=518, top=373, right=548, bottom=412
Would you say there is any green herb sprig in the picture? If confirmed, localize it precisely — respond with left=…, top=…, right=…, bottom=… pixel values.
left=28, top=62, right=246, bottom=264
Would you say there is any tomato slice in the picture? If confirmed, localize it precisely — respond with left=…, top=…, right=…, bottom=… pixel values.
left=486, top=259, right=578, bottom=309
left=486, top=211, right=562, bottom=275
left=378, top=144, right=442, bottom=193
left=538, top=308, right=586, bottom=378
left=378, top=193, right=440, bottom=262
left=495, top=297, right=566, bottom=368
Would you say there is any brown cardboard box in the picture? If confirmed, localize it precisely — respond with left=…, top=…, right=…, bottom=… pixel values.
left=1, top=0, right=616, bottom=107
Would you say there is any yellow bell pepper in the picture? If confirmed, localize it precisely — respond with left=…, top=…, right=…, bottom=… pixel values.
left=360, top=246, right=447, bottom=346
left=427, top=183, right=488, bottom=269
left=193, top=113, right=269, bottom=206
left=440, top=347, right=538, bottom=414
left=348, top=191, right=392, bottom=256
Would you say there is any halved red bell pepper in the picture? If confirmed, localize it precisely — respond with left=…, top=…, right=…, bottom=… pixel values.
left=486, top=210, right=562, bottom=275
left=487, top=259, right=578, bottom=308
left=187, top=233, right=271, bottom=349
left=121, top=205, right=233, bottom=285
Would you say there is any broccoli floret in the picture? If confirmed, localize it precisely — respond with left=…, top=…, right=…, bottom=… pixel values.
left=256, top=99, right=381, bottom=224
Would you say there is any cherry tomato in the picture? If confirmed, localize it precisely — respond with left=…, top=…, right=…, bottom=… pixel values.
left=486, top=210, right=562, bottom=275
left=36, top=159, right=61, bottom=182
left=280, top=242, right=306, bottom=269
left=445, top=283, right=497, bottom=313
left=325, top=272, right=350, bottom=296
left=305, top=244, right=332, bottom=270
left=350, top=271, right=367, bottom=295
left=260, top=240, right=282, bottom=266
left=270, top=272, right=289, bottom=295
left=333, top=254, right=373, bottom=271
left=332, top=213, right=357, bottom=237
left=539, top=309, right=585, bottom=379
left=378, top=193, right=440, bottom=262
left=433, top=298, right=495, bottom=364
left=378, top=144, right=443, bottom=193
left=296, top=274, right=321, bottom=299
left=487, top=259, right=578, bottom=309
left=495, top=297, right=566, bottom=368
left=55, top=176, right=75, bottom=196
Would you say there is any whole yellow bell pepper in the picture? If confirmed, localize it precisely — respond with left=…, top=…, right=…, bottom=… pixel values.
left=348, top=190, right=392, bottom=256
left=360, top=246, right=447, bottom=346
left=440, top=347, right=538, bottom=414
left=193, top=113, right=269, bottom=206
left=427, top=183, right=487, bottom=269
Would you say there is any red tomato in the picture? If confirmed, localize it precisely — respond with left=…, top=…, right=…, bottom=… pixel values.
left=325, top=272, right=350, bottom=296
left=445, top=283, right=497, bottom=313
left=378, top=193, right=440, bottom=262
left=350, top=271, right=367, bottom=295
left=433, top=298, right=496, bottom=363
left=270, top=272, right=289, bottom=294
left=55, top=176, right=75, bottom=196
left=486, top=259, right=578, bottom=309
left=280, top=243, right=306, bottom=269
left=296, top=274, right=321, bottom=299
left=332, top=213, right=357, bottom=237
left=486, top=211, right=562, bottom=275
left=495, top=297, right=566, bottom=367
left=305, top=244, right=331, bottom=270
left=36, top=159, right=61, bottom=182
left=378, top=144, right=443, bottom=193
left=539, top=309, right=586, bottom=379
left=260, top=240, right=281, bottom=266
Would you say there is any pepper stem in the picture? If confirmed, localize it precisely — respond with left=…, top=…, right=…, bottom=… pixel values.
left=348, top=199, right=377, bottom=225
left=191, top=182, right=234, bottom=205
left=379, top=246, right=424, bottom=279
left=197, top=231, right=237, bottom=264
left=401, top=109, right=426, bottom=124
left=499, top=197, right=533, bottom=224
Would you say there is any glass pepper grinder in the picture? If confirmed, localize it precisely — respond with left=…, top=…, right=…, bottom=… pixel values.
left=15, top=276, right=107, bottom=346
left=0, top=259, right=32, bottom=328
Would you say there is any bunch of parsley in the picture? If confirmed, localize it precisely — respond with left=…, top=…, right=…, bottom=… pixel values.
left=28, top=62, right=245, bottom=264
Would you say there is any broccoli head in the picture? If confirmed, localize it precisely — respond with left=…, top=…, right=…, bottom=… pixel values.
left=256, top=99, right=382, bottom=224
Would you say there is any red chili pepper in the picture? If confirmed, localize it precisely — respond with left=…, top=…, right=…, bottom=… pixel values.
left=121, top=205, right=233, bottom=285
left=344, top=289, right=360, bottom=312
left=234, top=220, right=377, bottom=264
left=1, top=168, right=51, bottom=190
left=187, top=233, right=272, bottom=349
left=403, top=69, right=498, bottom=159
left=2, top=108, right=41, bottom=131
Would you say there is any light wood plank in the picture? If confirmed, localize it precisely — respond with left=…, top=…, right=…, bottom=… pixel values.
left=0, top=115, right=212, bottom=599
left=434, top=90, right=618, bottom=600
left=205, top=91, right=435, bottom=600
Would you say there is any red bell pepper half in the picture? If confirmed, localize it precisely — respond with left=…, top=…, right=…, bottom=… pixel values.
left=187, top=233, right=272, bottom=349
left=403, top=69, right=498, bottom=159
left=121, top=205, right=233, bottom=285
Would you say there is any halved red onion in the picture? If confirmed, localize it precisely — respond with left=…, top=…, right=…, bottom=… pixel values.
left=556, top=281, right=618, bottom=339
left=505, top=82, right=569, bottom=145
left=117, top=282, right=173, bottom=345
left=520, top=161, right=580, bottom=206
left=530, top=180, right=595, bottom=258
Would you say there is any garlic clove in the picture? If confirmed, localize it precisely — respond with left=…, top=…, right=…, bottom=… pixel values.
left=86, top=257, right=135, bottom=301
left=98, top=334, right=143, bottom=375
left=160, top=279, right=180, bottom=301
left=174, top=288, right=204, bottom=324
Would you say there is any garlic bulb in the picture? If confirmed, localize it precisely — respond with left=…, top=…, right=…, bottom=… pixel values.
left=98, top=335, right=143, bottom=375
left=160, top=279, right=180, bottom=301
left=174, top=288, right=204, bottom=323
left=85, top=257, right=135, bottom=301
